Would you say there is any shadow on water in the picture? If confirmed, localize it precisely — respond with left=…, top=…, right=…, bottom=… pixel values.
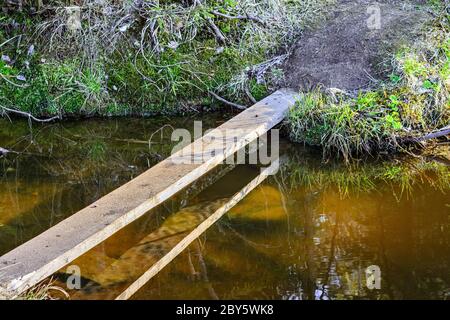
left=0, top=117, right=449, bottom=300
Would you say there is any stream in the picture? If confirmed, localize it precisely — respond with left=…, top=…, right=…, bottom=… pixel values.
left=0, top=116, right=449, bottom=300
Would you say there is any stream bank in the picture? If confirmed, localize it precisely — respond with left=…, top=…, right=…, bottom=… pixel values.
left=1, top=1, right=448, bottom=161
left=284, top=0, right=449, bottom=160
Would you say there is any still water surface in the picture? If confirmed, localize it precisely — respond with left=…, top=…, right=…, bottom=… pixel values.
left=0, top=116, right=448, bottom=300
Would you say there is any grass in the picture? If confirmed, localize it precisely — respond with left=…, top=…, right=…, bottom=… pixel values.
left=0, top=0, right=334, bottom=117
left=286, top=90, right=403, bottom=161
left=286, top=5, right=449, bottom=160
left=0, top=59, right=110, bottom=116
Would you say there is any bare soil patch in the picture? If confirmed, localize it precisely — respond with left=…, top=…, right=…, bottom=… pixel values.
left=282, top=0, right=432, bottom=92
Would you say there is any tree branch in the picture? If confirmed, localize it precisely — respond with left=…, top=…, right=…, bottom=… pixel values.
left=419, top=125, right=450, bottom=141
left=1, top=106, right=60, bottom=123
left=0, top=147, right=11, bottom=156
left=193, top=0, right=226, bottom=43
left=211, top=10, right=266, bottom=27
left=206, top=17, right=226, bottom=43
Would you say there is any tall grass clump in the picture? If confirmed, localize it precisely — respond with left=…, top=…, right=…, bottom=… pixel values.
left=286, top=5, right=449, bottom=160
left=287, top=90, right=402, bottom=161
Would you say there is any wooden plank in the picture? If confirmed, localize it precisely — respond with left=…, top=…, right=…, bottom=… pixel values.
left=0, top=89, right=298, bottom=299
left=115, top=158, right=281, bottom=300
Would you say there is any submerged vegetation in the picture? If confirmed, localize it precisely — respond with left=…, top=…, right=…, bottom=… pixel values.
left=287, top=4, right=449, bottom=160
left=0, top=0, right=332, bottom=117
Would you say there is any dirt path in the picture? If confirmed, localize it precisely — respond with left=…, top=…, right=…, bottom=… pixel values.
left=282, top=0, right=431, bottom=92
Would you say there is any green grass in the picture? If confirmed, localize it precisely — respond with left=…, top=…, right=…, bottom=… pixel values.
left=286, top=6, right=449, bottom=160
left=287, top=90, right=402, bottom=161
left=0, top=59, right=109, bottom=116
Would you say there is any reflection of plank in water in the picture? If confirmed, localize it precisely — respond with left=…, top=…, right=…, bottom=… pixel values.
left=86, top=164, right=236, bottom=261
left=70, top=159, right=280, bottom=300
left=71, top=200, right=228, bottom=299
left=0, top=89, right=297, bottom=299
left=116, top=159, right=281, bottom=300
left=68, top=183, right=285, bottom=287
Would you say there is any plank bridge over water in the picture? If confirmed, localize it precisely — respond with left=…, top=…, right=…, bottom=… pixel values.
left=0, top=89, right=298, bottom=299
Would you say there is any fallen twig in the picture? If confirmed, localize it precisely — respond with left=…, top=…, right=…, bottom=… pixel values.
left=193, top=0, right=226, bottom=43
left=208, top=91, right=247, bottom=110
left=244, top=85, right=257, bottom=104
left=206, top=17, right=226, bottom=43
left=419, top=125, right=450, bottom=141
left=0, top=106, right=60, bottom=123
left=0, top=146, right=47, bottom=158
left=211, top=10, right=266, bottom=27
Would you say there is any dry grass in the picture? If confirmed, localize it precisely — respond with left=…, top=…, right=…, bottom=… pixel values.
left=17, top=278, right=69, bottom=300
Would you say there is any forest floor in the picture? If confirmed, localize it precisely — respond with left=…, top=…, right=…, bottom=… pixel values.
left=284, top=0, right=449, bottom=160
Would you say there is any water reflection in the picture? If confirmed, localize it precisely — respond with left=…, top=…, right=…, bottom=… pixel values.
left=0, top=118, right=449, bottom=300
left=0, top=116, right=225, bottom=254
left=131, top=147, right=449, bottom=300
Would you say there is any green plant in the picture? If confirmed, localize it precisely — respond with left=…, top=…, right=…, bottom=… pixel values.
left=287, top=89, right=404, bottom=161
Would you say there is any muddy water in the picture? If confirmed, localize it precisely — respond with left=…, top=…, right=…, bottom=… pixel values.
left=0, top=117, right=449, bottom=300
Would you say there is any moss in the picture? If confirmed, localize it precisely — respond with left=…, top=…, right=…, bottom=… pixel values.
left=1, top=0, right=333, bottom=117
left=105, top=39, right=266, bottom=115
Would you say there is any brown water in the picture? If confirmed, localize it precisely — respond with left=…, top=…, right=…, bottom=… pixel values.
left=0, top=117, right=449, bottom=300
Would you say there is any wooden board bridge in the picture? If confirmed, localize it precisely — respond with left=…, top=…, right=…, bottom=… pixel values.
left=0, top=89, right=298, bottom=299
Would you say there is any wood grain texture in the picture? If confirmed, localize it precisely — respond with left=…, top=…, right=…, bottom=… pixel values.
left=0, top=89, right=298, bottom=299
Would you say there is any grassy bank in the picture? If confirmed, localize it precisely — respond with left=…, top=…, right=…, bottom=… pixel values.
left=0, top=0, right=333, bottom=117
left=286, top=3, right=449, bottom=160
